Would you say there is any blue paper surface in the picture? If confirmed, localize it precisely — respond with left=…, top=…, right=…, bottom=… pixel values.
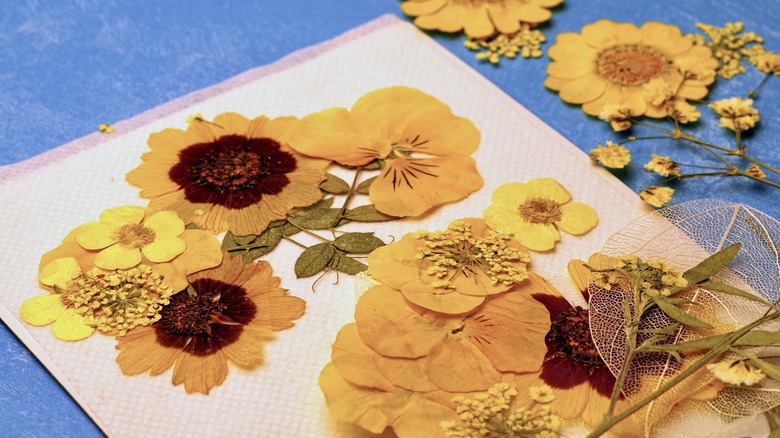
left=1, top=1, right=779, bottom=435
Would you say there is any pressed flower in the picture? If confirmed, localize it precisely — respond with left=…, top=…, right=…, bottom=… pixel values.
left=693, top=22, right=763, bottom=79
left=745, top=164, right=766, bottom=179
left=639, top=186, right=674, bottom=208
left=400, top=0, right=563, bottom=39
left=21, top=258, right=172, bottom=340
left=709, top=97, right=760, bottom=132
left=367, top=218, right=530, bottom=314
left=466, top=25, right=546, bottom=64
left=126, top=112, right=328, bottom=236
left=707, top=359, right=765, bottom=386
left=644, top=154, right=681, bottom=178
left=290, top=86, right=483, bottom=217
left=754, top=51, right=780, bottom=75
left=116, top=253, right=305, bottom=394
left=74, top=206, right=186, bottom=270
left=545, top=20, right=718, bottom=117
left=354, top=281, right=551, bottom=392
left=98, top=123, right=114, bottom=134
left=483, top=178, right=598, bottom=252
left=589, top=141, right=631, bottom=169
left=670, top=100, right=701, bottom=123
left=599, top=105, right=632, bottom=131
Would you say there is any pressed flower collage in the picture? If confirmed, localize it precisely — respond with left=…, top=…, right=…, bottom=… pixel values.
left=6, top=2, right=780, bottom=438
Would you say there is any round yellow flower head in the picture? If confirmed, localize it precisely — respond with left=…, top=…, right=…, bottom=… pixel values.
left=545, top=19, right=717, bottom=117
left=707, top=359, right=765, bottom=386
left=644, top=154, right=681, bottom=178
left=483, top=178, right=599, bottom=252
left=639, top=186, right=674, bottom=208
left=598, top=104, right=633, bottom=132
left=589, top=141, right=631, bottom=169
left=709, top=97, right=760, bottom=132
left=754, top=51, right=780, bottom=75
left=670, top=100, right=701, bottom=124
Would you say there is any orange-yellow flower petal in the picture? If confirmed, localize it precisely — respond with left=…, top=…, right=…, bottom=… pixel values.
left=20, top=294, right=67, bottom=326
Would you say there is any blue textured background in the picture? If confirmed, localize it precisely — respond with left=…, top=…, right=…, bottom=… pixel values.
left=2, top=1, right=778, bottom=435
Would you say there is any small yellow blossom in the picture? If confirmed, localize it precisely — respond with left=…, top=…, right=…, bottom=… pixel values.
left=745, top=165, right=766, bottom=179
left=709, top=97, right=760, bottom=132
left=640, top=186, right=674, bottom=208
left=753, top=51, right=780, bottom=75
left=529, top=385, right=555, bottom=403
left=613, top=255, right=688, bottom=297
left=589, top=141, right=631, bottom=169
left=693, top=22, right=764, bottom=79
left=644, top=154, right=681, bottom=178
left=643, top=78, right=674, bottom=106
left=466, top=24, right=546, bottom=64
left=670, top=100, right=701, bottom=123
left=98, top=124, right=114, bottom=134
left=707, top=359, right=765, bottom=386
left=599, top=105, right=632, bottom=132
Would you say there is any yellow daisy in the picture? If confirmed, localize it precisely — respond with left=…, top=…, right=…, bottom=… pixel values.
left=126, top=112, right=328, bottom=236
left=74, top=206, right=186, bottom=270
left=400, top=0, right=563, bottom=39
left=483, top=179, right=598, bottom=251
left=545, top=19, right=718, bottom=117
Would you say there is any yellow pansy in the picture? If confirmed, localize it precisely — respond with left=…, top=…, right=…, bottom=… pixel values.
left=483, top=179, right=598, bottom=251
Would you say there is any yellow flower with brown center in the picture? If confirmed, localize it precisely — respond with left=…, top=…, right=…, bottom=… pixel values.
left=126, top=112, right=328, bottom=236
left=709, top=97, right=760, bottom=132
left=75, top=206, right=186, bottom=270
left=116, top=253, right=305, bottom=394
left=290, top=87, right=483, bottom=217
left=640, top=185, right=674, bottom=208
left=588, top=141, right=631, bottom=169
left=400, top=0, right=563, bottom=39
left=545, top=19, right=718, bottom=117
left=483, top=179, right=598, bottom=252
left=367, top=218, right=529, bottom=314
left=644, top=154, right=681, bottom=178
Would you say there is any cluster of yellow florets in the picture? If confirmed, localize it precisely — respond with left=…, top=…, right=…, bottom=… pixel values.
left=707, top=358, right=766, bottom=386
left=691, top=22, right=764, bottom=79
left=441, top=383, right=561, bottom=438
left=62, top=265, right=173, bottom=336
left=644, top=154, right=681, bottom=178
left=465, top=24, right=546, bottom=64
left=709, top=97, right=760, bottom=132
left=415, top=222, right=530, bottom=288
left=598, top=105, right=633, bottom=132
left=588, top=141, right=631, bottom=169
left=616, top=255, right=688, bottom=297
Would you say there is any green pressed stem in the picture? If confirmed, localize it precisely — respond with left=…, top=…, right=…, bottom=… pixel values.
left=286, top=220, right=332, bottom=242
left=282, top=236, right=308, bottom=249
left=332, top=166, right=363, bottom=227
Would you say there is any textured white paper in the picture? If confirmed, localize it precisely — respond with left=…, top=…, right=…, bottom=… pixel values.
left=0, top=15, right=656, bottom=437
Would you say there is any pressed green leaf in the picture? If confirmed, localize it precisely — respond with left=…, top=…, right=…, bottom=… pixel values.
left=290, top=197, right=334, bottom=216
left=700, top=279, right=770, bottom=305
left=746, top=356, right=780, bottom=381
left=650, top=294, right=714, bottom=329
left=185, top=223, right=202, bottom=230
left=289, top=209, right=344, bottom=230
left=320, top=173, right=350, bottom=194
left=683, top=243, right=741, bottom=284
left=769, top=427, right=780, bottom=438
left=362, top=160, right=384, bottom=171
left=333, top=232, right=385, bottom=254
left=222, top=232, right=238, bottom=250
left=295, top=243, right=335, bottom=278
left=281, top=223, right=301, bottom=237
left=657, top=329, right=780, bottom=352
left=233, top=234, right=256, bottom=246
left=356, top=176, right=377, bottom=195
left=344, top=205, right=399, bottom=222
left=329, top=251, right=368, bottom=275
left=242, top=226, right=283, bottom=262
left=268, top=219, right=288, bottom=228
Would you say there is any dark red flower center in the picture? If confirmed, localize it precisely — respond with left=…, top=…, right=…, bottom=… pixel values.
left=548, top=306, right=604, bottom=369
left=169, top=135, right=297, bottom=210
left=155, top=278, right=257, bottom=356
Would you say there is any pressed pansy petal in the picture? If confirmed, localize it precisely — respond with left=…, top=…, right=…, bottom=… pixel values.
left=319, top=364, right=393, bottom=434
left=425, top=335, right=501, bottom=392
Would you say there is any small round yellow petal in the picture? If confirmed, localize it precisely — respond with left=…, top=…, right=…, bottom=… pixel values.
left=141, top=237, right=186, bottom=263
left=556, top=202, right=599, bottom=235
left=74, top=222, right=121, bottom=250
left=38, top=257, right=82, bottom=288
left=20, top=295, right=67, bottom=326
left=51, top=310, right=95, bottom=341
left=95, top=244, right=143, bottom=270
left=99, top=205, right=145, bottom=225
left=143, top=211, right=185, bottom=238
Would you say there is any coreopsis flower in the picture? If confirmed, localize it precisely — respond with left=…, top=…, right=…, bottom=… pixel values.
left=707, top=359, right=765, bottom=386
left=589, top=141, right=631, bottom=169
left=745, top=164, right=767, bottom=179
left=709, top=97, right=760, bottom=132
left=116, top=254, right=305, bottom=394
left=545, top=20, right=717, bottom=117
left=367, top=218, right=530, bottom=314
left=74, top=206, right=186, bottom=270
left=483, top=178, right=599, bottom=251
left=290, top=87, right=483, bottom=217
left=639, top=186, right=674, bottom=208
left=644, top=154, right=681, bottom=178
left=20, top=258, right=172, bottom=341
left=126, top=112, right=328, bottom=236
left=354, top=282, right=551, bottom=392
left=599, top=105, right=633, bottom=131
left=400, top=0, right=563, bottom=39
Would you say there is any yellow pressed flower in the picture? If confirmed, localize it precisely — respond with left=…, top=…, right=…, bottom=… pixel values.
left=401, top=0, right=563, bottom=39
left=670, top=100, right=701, bottom=123
left=290, top=87, right=483, bottom=217
left=745, top=164, right=766, bottom=179
left=545, top=20, right=718, bottom=117
left=599, top=104, right=632, bottom=131
left=639, top=186, right=674, bottom=208
left=643, top=78, right=674, bottom=106
left=753, top=51, right=780, bottom=75
left=644, top=154, right=680, bottom=178
left=707, top=359, right=765, bottom=386
left=709, top=97, right=760, bottom=132
left=466, top=24, right=546, bottom=64
left=693, top=22, right=764, bottom=79
left=588, top=141, right=631, bottom=169
left=74, top=206, right=186, bottom=270
left=483, top=179, right=599, bottom=252
left=98, top=124, right=114, bottom=134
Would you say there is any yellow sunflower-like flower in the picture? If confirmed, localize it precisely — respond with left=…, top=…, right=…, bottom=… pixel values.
left=639, top=185, right=674, bottom=208
left=483, top=179, right=599, bottom=251
left=367, top=218, right=530, bottom=314
left=545, top=19, right=718, bottom=117
left=589, top=141, right=631, bottom=169
left=74, top=206, right=185, bottom=270
left=400, top=0, right=563, bottom=39
left=290, top=87, right=483, bottom=217
left=126, top=112, right=328, bottom=236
